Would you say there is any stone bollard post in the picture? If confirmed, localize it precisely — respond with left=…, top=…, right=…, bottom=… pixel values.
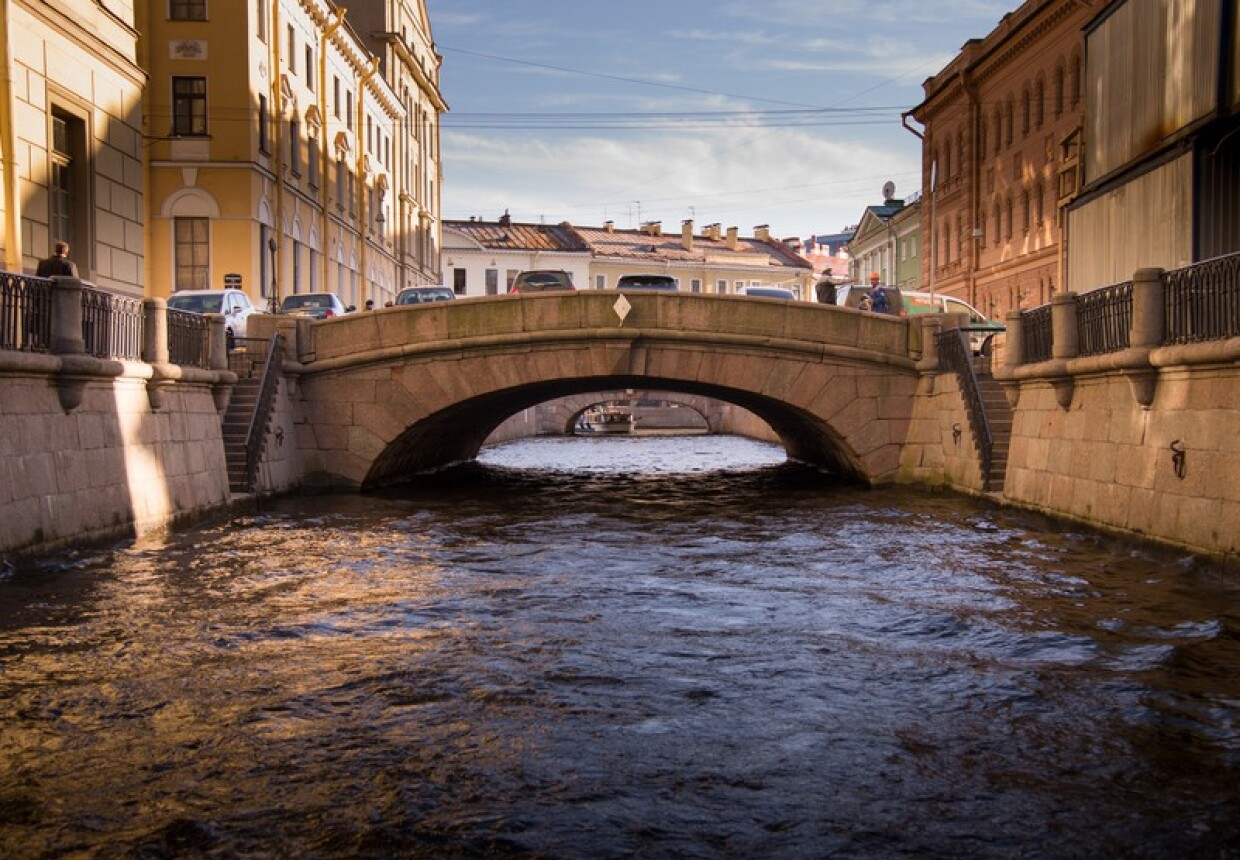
left=1004, top=309, right=1024, bottom=370
left=51, top=277, right=85, bottom=355
left=1051, top=291, right=1079, bottom=361
left=143, top=298, right=169, bottom=365
left=1129, top=268, right=1165, bottom=349
left=916, top=315, right=944, bottom=373
left=206, top=313, right=228, bottom=370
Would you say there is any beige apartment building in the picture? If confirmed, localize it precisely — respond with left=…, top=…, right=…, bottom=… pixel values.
left=908, top=0, right=1094, bottom=317
left=141, top=0, right=444, bottom=311
left=0, top=0, right=146, bottom=294
left=442, top=218, right=815, bottom=299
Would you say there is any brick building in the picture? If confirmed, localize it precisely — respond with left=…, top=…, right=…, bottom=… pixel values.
left=908, top=0, right=1094, bottom=318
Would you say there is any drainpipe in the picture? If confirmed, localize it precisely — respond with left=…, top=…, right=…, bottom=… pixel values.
left=356, top=55, right=379, bottom=305
left=269, top=0, right=283, bottom=312
left=0, top=0, right=21, bottom=271
left=319, top=8, right=345, bottom=297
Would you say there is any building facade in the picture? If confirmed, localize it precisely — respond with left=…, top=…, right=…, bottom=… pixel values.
left=1067, top=0, right=1240, bottom=288
left=141, top=0, right=443, bottom=311
left=845, top=195, right=922, bottom=291
left=0, top=0, right=146, bottom=293
left=909, top=0, right=1094, bottom=317
left=442, top=218, right=815, bottom=300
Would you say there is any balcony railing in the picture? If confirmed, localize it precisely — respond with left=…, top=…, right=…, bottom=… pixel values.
left=1019, top=304, right=1052, bottom=364
left=0, top=272, right=52, bottom=353
left=82, top=284, right=144, bottom=361
left=1076, top=280, right=1132, bottom=357
left=1164, top=253, right=1240, bottom=345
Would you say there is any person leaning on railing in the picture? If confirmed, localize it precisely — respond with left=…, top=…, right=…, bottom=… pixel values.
left=36, top=242, right=79, bottom=278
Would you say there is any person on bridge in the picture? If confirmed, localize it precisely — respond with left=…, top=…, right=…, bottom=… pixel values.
left=867, top=272, right=889, bottom=314
left=815, top=271, right=837, bottom=305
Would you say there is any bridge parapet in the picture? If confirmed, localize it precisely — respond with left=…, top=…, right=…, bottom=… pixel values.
left=299, top=293, right=918, bottom=367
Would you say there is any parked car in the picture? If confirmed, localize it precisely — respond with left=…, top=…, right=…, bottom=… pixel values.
left=396, top=285, right=456, bottom=304
left=509, top=270, right=577, bottom=294
left=166, top=288, right=257, bottom=348
left=616, top=274, right=678, bottom=291
left=740, top=286, right=797, bottom=300
left=279, top=292, right=348, bottom=319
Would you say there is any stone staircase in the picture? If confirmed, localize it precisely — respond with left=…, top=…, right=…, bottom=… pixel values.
left=973, top=360, right=1013, bottom=494
left=221, top=337, right=283, bottom=493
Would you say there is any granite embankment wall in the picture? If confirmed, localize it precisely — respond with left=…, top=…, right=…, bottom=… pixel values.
left=0, top=351, right=234, bottom=556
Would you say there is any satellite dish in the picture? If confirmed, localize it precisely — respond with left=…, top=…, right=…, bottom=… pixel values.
left=882, top=181, right=896, bottom=201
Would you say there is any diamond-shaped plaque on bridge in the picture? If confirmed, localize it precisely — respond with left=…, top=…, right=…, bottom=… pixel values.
left=613, top=294, right=632, bottom=326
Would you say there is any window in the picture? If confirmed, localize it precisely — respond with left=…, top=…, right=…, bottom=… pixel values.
left=260, top=224, right=271, bottom=298
left=333, top=77, right=341, bottom=118
left=174, top=217, right=209, bottom=291
left=292, top=240, right=301, bottom=293
left=258, top=93, right=269, bottom=153
left=305, top=46, right=314, bottom=90
left=289, top=116, right=300, bottom=175
left=1070, top=54, right=1082, bottom=109
left=691, top=279, right=702, bottom=293
left=1055, top=63, right=1066, bottom=116
left=170, top=0, right=206, bottom=21
left=1035, top=76, right=1045, bottom=127
left=594, top=274, right=605, bottom=290
left=1004, top=96, right=1014, bottom=147
left=1005, top=195, right=1014, bottom=239
left=1035, top=182, right=1045, bottom=225
left=1022, top=190, right=1030, bottom=232
left=335, top=155, right=346, bottom=210
left=716, top=279, right=727, bottom=294
left=257, top=0, right=267, bottom=42
left=307, top=131, right=319, bottom=187
left=287, top=26, right=296, bottom=74
left=172, top=76, right=207, bottom=136
left=1022, top=86, right=1031, bottom=136
left=486, top=269, right=499, bottom=295
left=49, top=116, right=72, bottom=246
left=453, top=268, right=466, bottom=294
left=346, top=92, right=353, bottom=130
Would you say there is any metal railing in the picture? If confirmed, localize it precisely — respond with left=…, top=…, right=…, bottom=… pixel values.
left=241, top=333, right=285, bottom=492
left=1020, top=304, right=1052, bottom=364
left=82, top=284, right=144, bottom=360
left=0, top=272, right=52, bottom=353
left=938, top=327, right=995, bottom=491
left=1164, top=252, right=1240, bottom=344
left=1076, top=280, right=1132, bottom=357
left=167, top=308, right=212, bottom=368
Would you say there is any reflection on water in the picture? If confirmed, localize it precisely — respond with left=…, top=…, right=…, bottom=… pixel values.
left=0, top=436, right=1237, bottom=859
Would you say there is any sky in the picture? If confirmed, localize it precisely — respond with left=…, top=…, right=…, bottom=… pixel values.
left=425, top=0, right=1015, bottom=242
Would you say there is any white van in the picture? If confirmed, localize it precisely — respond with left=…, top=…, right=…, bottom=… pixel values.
left=902, top=290, right=1004, bottom=354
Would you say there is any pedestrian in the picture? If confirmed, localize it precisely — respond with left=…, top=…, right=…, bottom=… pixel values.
left=36, top=241, right=78, bottom=278
left=815, top=270, right=837, bottom=305
left=866, top=271, right=890, bottom=314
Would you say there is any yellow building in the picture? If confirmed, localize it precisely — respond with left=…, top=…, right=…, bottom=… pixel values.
left=140, top=0, right=442, bottom=311
left=0, top=0, right=145, bottom=293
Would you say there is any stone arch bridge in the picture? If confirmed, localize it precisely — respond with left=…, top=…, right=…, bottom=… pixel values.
left=277, top=292, right=925, bottom=489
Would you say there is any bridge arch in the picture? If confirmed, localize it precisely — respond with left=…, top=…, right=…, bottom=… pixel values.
left=286, top=293, right=922, bottom=489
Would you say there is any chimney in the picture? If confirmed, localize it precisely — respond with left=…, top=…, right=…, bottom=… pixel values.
left=754, top=224, right=770, bottom=242
left=726, top=226, right=739, bottom=250
left=681, top=219, right=694, bottom=252
left=641, top=221, right=662, bottom=236
left=706, top=223, right=722, bottom=241
left=604, top=220, right=615, bottom=233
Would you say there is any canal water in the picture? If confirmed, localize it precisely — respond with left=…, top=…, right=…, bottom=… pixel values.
left=1, top=436, right=1238, bottom=859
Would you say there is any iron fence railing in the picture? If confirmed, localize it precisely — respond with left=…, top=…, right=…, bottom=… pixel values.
left=82, top=284, right=144, bottom=360
left=0, top=272, right=52, bottom=353
left=938, top=327, right=995, bottom=491
left=1164, top=252, right=1240, bottom=345
left=241, top=333, right=285, bottom=492
left=168, top=308, right=211, bottom=368
left=1020, top=304, right=1053, bottom=364
left=1076, top=280, right=1132, bottom=357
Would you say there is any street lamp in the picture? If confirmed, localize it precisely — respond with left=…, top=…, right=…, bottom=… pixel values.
left=267, top=236, right=278, bottom=314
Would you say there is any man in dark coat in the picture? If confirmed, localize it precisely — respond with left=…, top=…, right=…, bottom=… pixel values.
left=36, top=242, right=78, bottom=277
left=815, top=270, right=837, bottom=305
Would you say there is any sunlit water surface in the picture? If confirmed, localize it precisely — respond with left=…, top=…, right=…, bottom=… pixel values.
left=1, top=436, right=1238, bottom=859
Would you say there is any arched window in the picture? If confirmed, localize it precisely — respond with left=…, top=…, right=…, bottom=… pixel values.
left=1054, top=62, right=1066, bottom=116
left=1035, top=181, right=1045, bottom=225
left=1022, top=189, right=1031, bottom=232
left=993, top=105, right=1002, bottom=154
left=1022, top=85, right=1031, bottom=136
left=1005, top=195, right=1014, bottom=239
left=957, top=129, right=966, bottom=175
left=992, top=200, right=1002, bottom=245
left=1005, top=95, right=1014, bottom=147
left=1070, top=52, right=1082, bottom=109
left=1034, top=75, right=1046, bottom=127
